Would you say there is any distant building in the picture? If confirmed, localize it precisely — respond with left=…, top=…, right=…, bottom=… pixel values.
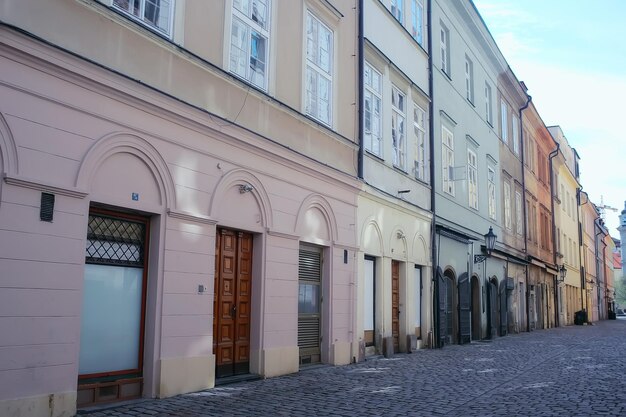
left=618, top=202, right=626, bottom=274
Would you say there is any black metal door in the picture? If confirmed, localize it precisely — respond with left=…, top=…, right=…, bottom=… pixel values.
left=458, top=273, right=471, bottom=344
left=489, top=281, right=498, bottom=338
left=446, top=277, right=454, bottom=344
left=500, top=281, right=508, bottom=336
left=437, top=268, right=447, bottom=347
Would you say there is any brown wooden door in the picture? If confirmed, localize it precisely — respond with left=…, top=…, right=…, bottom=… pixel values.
left=391, top=260, right=400, bottom=352
left=213, top=229, right=253, bottom=378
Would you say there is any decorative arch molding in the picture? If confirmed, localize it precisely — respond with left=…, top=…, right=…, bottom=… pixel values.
left=209, top=168, right=273, bottom=229
left=76, top=132, right=176, bottom=210
left=295, top=193, right=338, bottom=243
left=444, top=266, right=457, bottom=281
left=0, top=113, right=19, bottom=176
left=360, top=217, right=384, bottom=256
left=411, top=233, right=429, bottom=265
left=389, top=224, right=408, bottom=260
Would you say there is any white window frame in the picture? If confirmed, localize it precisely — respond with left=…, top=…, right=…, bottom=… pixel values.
left=504, top=180, right=512, bottom=230
left=230, top=0, right=271, bottom=90
left=500, top=99, right=508, bottom=143
left=488, top=166, right=496, bottom=220
left=305, top=11, right=333, bottom=126
left=515, top=190, right=523, bottom=235
left=442, top=126, right=455, bottom=196
left=525, top=133, right=535, bottom=171
left=112, top=0, right=175, bottom=36
left=364, top=62, right=383, bottom=157
left=485, top=82, right=493, bottom=125
left=465, top=55, right=474, bottom=103
left=392, top=86, right=406, bottom=170
left=440, top=23, right=450, bottom=75
left=410, top=0, right=424, bottom=45
left=467, top=149, right=478, bottom=210
left=512, top=116, right=520, bottom=155
left=413, top=103, right=428, bottom=182
left=391, top=0, right=404, bottom=23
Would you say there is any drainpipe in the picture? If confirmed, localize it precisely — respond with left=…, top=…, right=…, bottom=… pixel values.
left=357, top=0, right=364, bottom=179
left=519, top=93, right=531, bottom=332
left=576, top=187, right=585, bottom=317
left=548, top=141, right=560, bottom=327
left=426, top=0, right=438, bottom=348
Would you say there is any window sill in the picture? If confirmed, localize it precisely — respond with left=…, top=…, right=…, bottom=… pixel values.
left=414, top=177, right=431, bottom=187
left=365, top=149, right=385, bottom=162
left=109, top=4, right=173, bottom=39
left=441, top=70, right=452, bottom=81
left=466, top=98, right=475, bottom=108
left=229, top=71, right=268, bottom=94
left=303, top=113, right=333, bottom=130
left=393, top=165, right=409, bottom=175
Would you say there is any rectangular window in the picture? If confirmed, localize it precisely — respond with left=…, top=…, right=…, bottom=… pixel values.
left=440, top=23, right=450, bottom=75
left=113, top=0, right=174, bottom=35
left=485, top=82, right=493, bottom=124
left=80, top=209, right=149, bottom=406
left=532, top=204, right=538, bottom=243
left=392, top=86, right=406, bottom=170
left=442, top=126, right=455, bottom=196
left=465, top=55, right=474, bottom=103
left=414, top=266, right=422, bottom=330
left=391, top=0, right=404, bottom=23
left=364, top=257, right=375, bottom=346
left=230, top=0, right=270, bottom=90
left=488, top=166, right=496, bottom=220
left=364, top=62, right=383, bottom=156
left=525, top=133, right=535, bottom=171
left=298, top=245, right=322, bottom=364
left=500, top=99, right=508, bottom=143
left=467, top=149, right=478, bottom=209
left=413, top=104, right=428, bottom=182
left=512, top=116, right=520, bottom=155
left=515, top=190, right=523, bottom=235
left=305, top=12, right=333, bottom=126
left=410, top=0, right=424, bottom=45
left=525, top=200, right=531, bottom=241
left=504, top=181, right=511, bottom=230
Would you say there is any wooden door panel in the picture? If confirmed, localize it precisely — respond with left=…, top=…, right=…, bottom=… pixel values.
left=391, top=261, right=400, bottom=352
left=214, top=229, right=253, bottom=377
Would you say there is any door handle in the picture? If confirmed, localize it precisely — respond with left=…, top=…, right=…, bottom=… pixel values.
left=231, top=305, right=237, bottom=318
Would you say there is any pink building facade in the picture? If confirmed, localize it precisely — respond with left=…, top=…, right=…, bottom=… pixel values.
left=0, top=21, right=359, bottom=416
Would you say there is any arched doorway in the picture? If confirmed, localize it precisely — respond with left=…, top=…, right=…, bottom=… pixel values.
left=444, top=269, right=457, bottom=345
left=471, top=275, right=481, bottom=341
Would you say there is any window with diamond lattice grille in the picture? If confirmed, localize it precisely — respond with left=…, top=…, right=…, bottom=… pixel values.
left=86, top=214, right=146, bottom=267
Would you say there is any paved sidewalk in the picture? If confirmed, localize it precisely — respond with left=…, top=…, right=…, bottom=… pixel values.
left=79, top=320, right=626, bottom=416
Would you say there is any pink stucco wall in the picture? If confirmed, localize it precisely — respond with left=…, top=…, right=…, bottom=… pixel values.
left=0, top=29, right=359, bottom=406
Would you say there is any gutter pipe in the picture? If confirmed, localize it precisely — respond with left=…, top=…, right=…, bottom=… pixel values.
left=519, top=92, right=531, bottom=332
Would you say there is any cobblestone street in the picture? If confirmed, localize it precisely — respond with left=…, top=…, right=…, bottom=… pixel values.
left=80, top=320, right=626, bottom=417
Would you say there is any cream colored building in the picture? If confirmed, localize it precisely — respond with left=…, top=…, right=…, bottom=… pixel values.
left=580, top=194, right=600, bottom=321
left=0, top=1, right=361, bottom=415
left=356, top=0, right=432, bottom=357
left=548, top=126, right=582, bottom=325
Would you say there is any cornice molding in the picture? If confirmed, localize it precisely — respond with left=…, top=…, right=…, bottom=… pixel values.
left=4, top=174, right=88, bottom=199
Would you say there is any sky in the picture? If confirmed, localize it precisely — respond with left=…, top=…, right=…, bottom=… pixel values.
left=473, top=0, right=626, bottom=239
